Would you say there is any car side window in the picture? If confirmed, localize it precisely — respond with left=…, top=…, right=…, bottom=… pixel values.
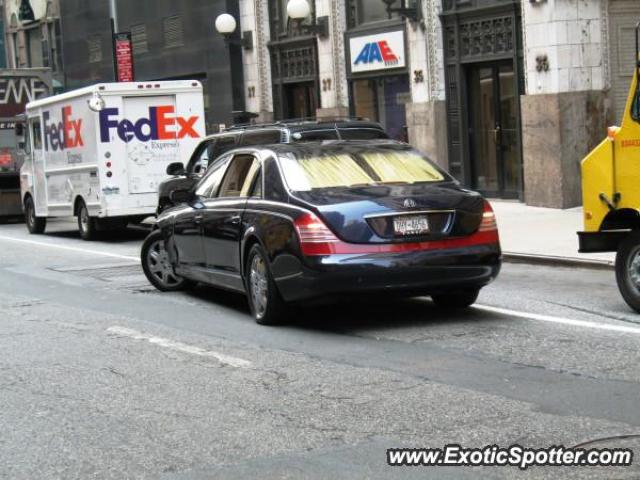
left=31, top=120, right=42, bottom=150
left=248, top=168, right=262, bottom=198
left=195, top=155, right=231, bottom=198
left=210, top=135, right=238, bottom=159
left=218, top=155, right=261, bottom=198
left=339, top=128, right=388, bottom=140
left=186, top=140, right=211, bottom=175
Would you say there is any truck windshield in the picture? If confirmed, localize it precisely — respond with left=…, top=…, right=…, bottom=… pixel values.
left=278, top=149, right=447, bottom=191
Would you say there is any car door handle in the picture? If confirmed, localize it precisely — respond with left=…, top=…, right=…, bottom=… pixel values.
left=194, top=214, right=203, bottom=223
left=228, top=215, right=241, bottom=225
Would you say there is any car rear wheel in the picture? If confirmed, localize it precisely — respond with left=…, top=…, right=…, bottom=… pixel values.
left=77, top=201, right=98, bottom=241
left=431, top=289, right=480, bottom=309
left=25, top=196, right=46, bottom=234
left=246, top=244, right=287, bottom=325
left=615, top=232, right=640, bottom=313
left=141, top=230, right=191, bottom=292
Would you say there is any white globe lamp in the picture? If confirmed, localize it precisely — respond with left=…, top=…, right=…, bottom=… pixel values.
left=287, top=0, right=311, bottom=20
left=215, top=13, right=237, bottom=35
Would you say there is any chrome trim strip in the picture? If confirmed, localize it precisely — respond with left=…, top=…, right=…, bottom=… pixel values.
left=363, top=209, right=456, bottom=219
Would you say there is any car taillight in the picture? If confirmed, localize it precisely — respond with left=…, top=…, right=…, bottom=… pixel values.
left=294, top=212, right=339, bottom=255
left=478, top=201, right=498, bottom=232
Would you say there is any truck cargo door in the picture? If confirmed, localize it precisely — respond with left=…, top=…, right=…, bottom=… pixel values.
left=122, top=95, right=177, bottom=194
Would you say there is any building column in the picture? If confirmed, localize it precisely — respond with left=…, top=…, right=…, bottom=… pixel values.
left=240, top=0, right=274, bottom=123
left=405, top=0, right=448, bottom=169
left=521, top=0, right=611, bottom=208
left=315, top=0, right=349, bottom=120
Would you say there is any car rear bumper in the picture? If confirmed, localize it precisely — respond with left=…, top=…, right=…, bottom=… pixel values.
left=274, top=242, right=501, bottom=303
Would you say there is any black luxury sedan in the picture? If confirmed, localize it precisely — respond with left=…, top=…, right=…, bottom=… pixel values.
left=156, top=119, right=389, bottom=214
left=141, top=141, right=501, bottom=325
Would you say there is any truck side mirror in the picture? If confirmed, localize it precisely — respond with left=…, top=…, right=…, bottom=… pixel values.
left=166, top=162, right=186, bottom=176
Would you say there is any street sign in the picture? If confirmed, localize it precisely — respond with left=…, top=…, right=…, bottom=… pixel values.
left=114, top=32, right=134, bottom=82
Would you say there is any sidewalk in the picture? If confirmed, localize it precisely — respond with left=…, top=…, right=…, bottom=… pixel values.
left=490, top=200, right=615, bottom=269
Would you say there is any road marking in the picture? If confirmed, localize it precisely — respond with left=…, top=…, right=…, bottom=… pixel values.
left=0, top=235, right=139, bottom=262
left=106, top=326, right=252, bottom=368
left=476, top=304, right=640, bottom=335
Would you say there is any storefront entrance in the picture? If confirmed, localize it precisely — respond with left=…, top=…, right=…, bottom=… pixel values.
left=351, top=75, right=410, bottom=141
left=467, top=63, right=520, bottom=198
left=283, top=82, right=317, bottom=120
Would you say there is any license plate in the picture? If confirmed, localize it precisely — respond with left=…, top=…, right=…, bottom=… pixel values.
left=393, top=215, right=429, bottom=235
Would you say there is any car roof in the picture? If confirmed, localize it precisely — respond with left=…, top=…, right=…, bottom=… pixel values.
left=257, top=139, right=411, bottom=155
left=226, top=119, right=385, bottom=132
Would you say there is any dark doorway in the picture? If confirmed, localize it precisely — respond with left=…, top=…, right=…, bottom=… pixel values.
left=468, top=62, right=520, bottom=198
left=283, top=82, right=317, bottom=120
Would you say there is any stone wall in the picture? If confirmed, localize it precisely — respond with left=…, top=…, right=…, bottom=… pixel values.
left=521, top=91, right=611, bottom=208
left=406, top=100, right=448, bottom=170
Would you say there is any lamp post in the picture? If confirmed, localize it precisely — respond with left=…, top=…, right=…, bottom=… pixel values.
left=286, top=0, right=328, bottom=37
left=214, top=13, right=253, bottom=50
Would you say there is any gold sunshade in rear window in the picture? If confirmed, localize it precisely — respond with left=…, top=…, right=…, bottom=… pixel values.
left=279, top=150, right=445, bottom=191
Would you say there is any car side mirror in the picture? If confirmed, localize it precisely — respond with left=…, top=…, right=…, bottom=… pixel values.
left=169, top=188, right=193, bottom=205
left=166, top=162, right=186, bottom=176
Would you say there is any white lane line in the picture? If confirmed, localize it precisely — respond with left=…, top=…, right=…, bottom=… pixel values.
left=106, top=326, right=252, bottom=368
left=0, top=235, right=139, bottom=262
left=476, top=304, right=640, bottom=335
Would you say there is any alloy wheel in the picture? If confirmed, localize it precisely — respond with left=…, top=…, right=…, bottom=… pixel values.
left=626, top=244, right=640, bottom=293
left=249, top=254, right=268, bottom=319
left=146, top=238, right=182, bottom=288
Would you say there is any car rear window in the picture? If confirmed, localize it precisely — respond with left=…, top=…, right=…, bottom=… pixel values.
left=338, top=128, right=388, bottom=140
left=278, top=149, right=447, bottom=191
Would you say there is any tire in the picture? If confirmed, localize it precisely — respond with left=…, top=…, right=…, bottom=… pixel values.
left=77, top=200, right=98, bottom=241
left=141, top=230, right=192, bottom=292
left=615, top=232, right=640, bottom=313
left=432, top=289, right=480, bottom=309
left=24, top=196, right=46, bottom=234
left=245, top=244, right=287, bottom=325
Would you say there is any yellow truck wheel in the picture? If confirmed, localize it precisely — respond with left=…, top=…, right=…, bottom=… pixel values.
left=615, top=232, right=640, bottom=313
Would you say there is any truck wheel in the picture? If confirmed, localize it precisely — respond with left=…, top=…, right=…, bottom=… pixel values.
left=25, top=196, right=46, bottom=234
left=77, top=201, right=98, bottom=241
left=615, top=232, right=640, bottom=313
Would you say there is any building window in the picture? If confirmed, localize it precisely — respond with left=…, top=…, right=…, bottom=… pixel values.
left=26, top=27, right=43, bottom=67
left=347, top=0, right=400, bottom=28
left=351, top=75, right=410, bottom=141
left=131, top=23, right=148, bottom=54
left=87, top=35, right=102, bottom=63
left=163, top=15, right=184, bottom=48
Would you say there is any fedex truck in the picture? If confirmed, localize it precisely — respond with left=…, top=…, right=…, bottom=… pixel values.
left=20, top=81, right=205, bottom=239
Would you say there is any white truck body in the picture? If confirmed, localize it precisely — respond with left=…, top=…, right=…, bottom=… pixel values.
left=20, top=81, right=205, bottom=221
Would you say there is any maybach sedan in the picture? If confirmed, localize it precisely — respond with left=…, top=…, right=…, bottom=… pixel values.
left=141, top=141, right=502, bottom=325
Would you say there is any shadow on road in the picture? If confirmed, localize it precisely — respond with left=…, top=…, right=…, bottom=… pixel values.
left=182, top=284, right=501, bottom=333
left=43, top=227, right=149, bottom=243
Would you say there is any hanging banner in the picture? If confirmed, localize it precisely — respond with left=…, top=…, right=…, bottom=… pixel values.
left=114, top=32, right=134, bottom=82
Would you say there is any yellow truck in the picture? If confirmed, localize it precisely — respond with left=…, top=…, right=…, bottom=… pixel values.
left=579, top=22, right=640, bottom=311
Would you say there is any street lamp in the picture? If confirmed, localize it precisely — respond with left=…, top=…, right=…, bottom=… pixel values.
left=214, top=13, right=253, bottom=50
left=381, top=0, right=423, bottom=25
left=287, top=0, right=329, bottom=38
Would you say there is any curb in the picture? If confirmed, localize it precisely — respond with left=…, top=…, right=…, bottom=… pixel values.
left=502, top=252, right=615, bottom=271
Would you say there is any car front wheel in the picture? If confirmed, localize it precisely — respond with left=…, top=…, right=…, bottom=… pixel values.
left=141, top=230, right=191, bottom=292
left=431, top=289, right=480, bottom=309
left=246, top=244, right=287, bottom=325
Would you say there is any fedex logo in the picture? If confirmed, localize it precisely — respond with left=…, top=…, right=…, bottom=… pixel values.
left=43, top=106, right=84, bottom=151
left=354, top=41, right=398, bottom=66
left=99, top=106, right=200, bottom=143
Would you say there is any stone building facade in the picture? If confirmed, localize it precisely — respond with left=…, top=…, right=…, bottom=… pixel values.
left=235, top=0, right=640, bottom=208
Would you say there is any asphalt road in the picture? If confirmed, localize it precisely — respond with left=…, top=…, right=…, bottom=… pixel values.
left=1, top=218, right=640, bottom=479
